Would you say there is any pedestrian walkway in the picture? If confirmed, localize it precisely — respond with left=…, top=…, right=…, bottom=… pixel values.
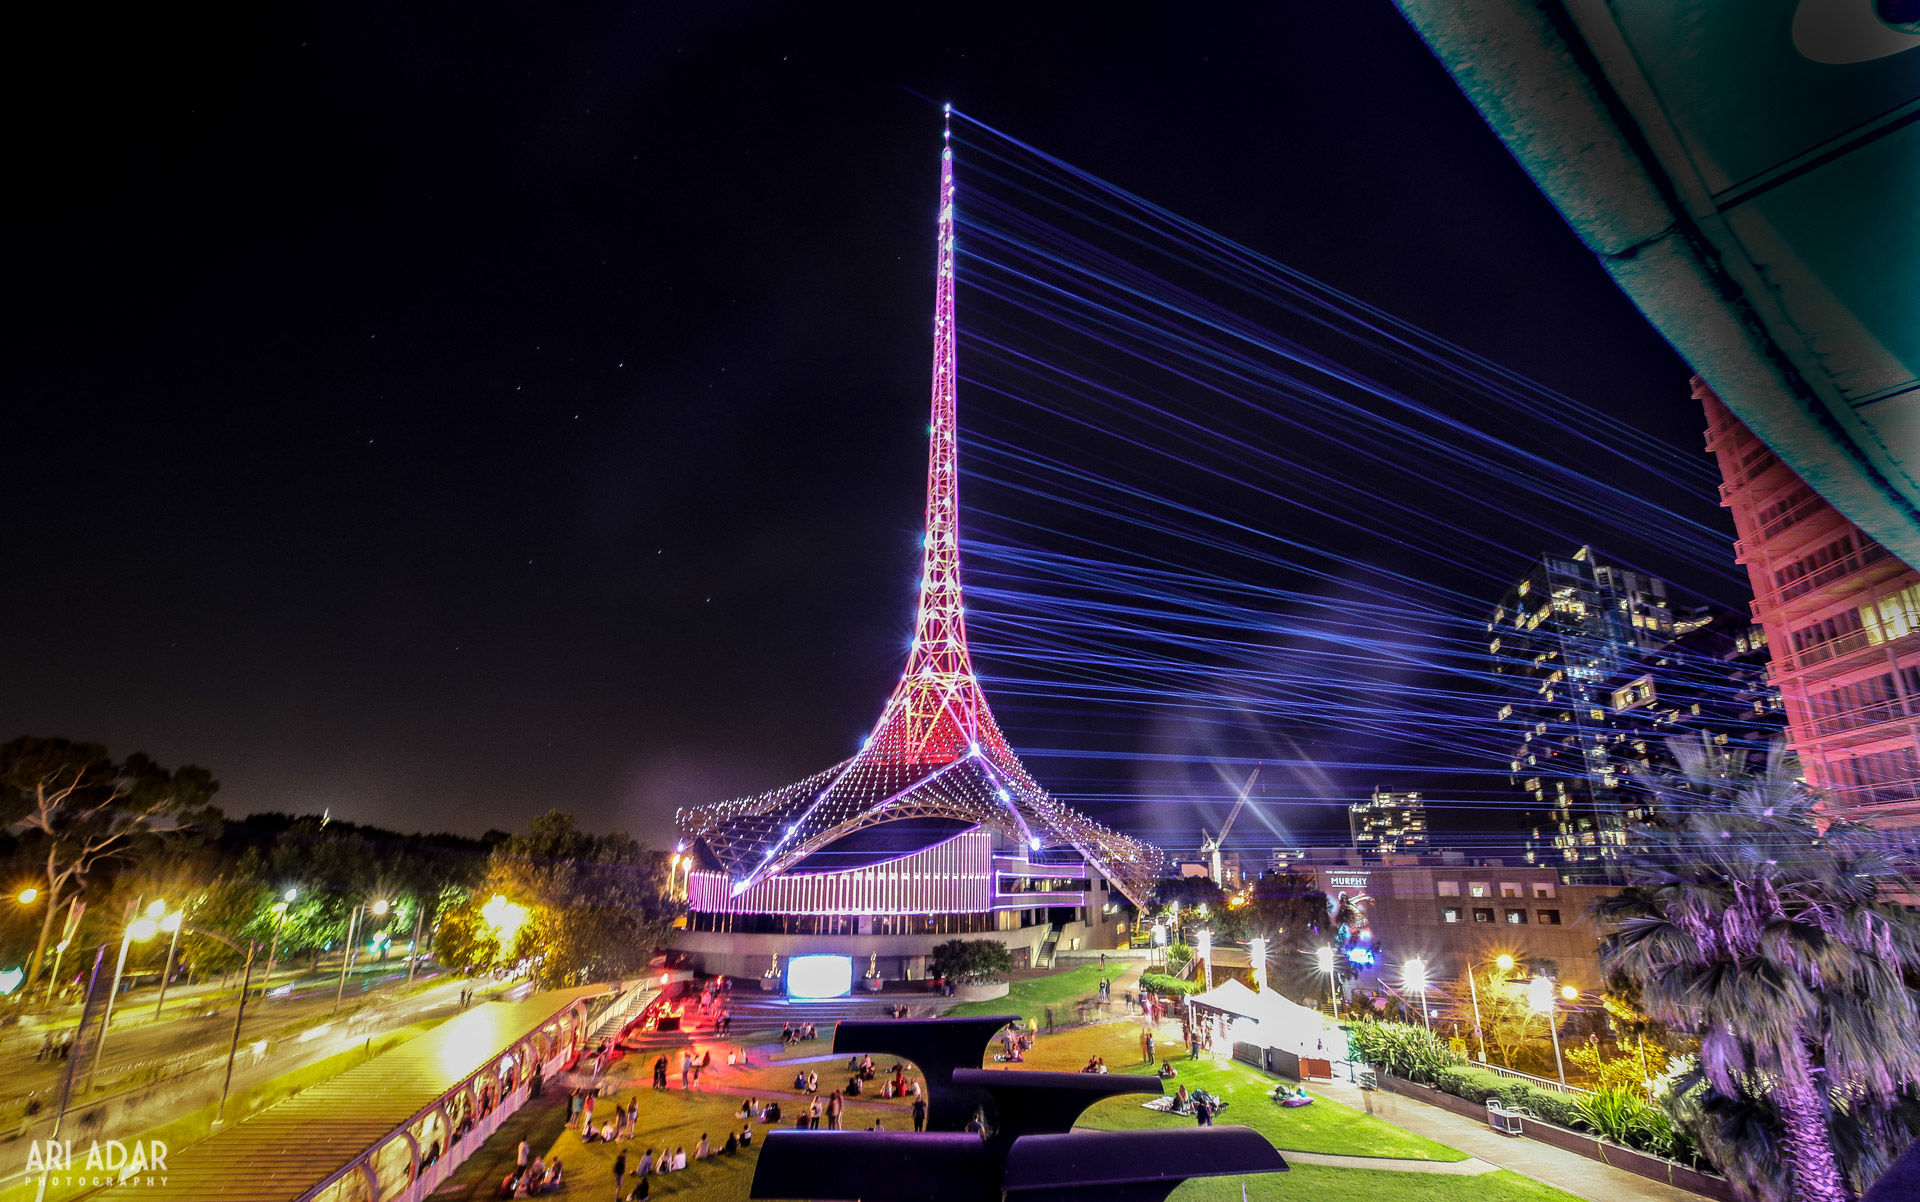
left=1312, top=1074, right=1708, bottom=1202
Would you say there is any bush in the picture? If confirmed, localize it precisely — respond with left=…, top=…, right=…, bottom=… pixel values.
left=930, top=939, right=1012, bottom=983
left=1140, top=972, right=1200, bottom=997
left=1344, top=1021, right=1462, bottom=1082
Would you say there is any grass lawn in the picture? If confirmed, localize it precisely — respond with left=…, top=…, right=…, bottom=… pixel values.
left=1017, top=1023, right=1467, bottom=1163
left=1168, top=1165, right=1584, bottom=1202
left=511, top=986, right=1588, bottom=1202
left=944, top=962, right=1112, bottom=1029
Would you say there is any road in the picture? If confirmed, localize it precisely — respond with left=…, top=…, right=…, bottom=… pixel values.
left=1, top=957, right=456, bottom=1107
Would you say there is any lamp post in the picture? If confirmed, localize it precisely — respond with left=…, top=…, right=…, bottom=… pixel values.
left=405, top=898, right=426, bottom=988
left=1528, top=977, right=1574, bottom=1087
left=1198, top=928, right=1213, bottom=991
left=87, top=901, right=161, bottom=1092
left=1403, top=958, right=1431, bottom=1031
left=1465, top=953, right=1516, bottom=1064
left=260, top=889, right=296, bottom=1000
left=153, top=909, right=184, bottom=1018
left=1250, top=936, right=1269, bottom=994
left=1315, top=945, right=1337, bottom=1015
left=334, top=898, right=388, bottom=1015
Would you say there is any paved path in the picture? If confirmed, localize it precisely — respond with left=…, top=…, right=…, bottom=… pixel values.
left=1312, top=1074, right=1708, bottom=1202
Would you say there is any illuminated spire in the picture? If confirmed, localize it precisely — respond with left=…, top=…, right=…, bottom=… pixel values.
left=861, top=111, right=1009, bottom=767
left=676, top=117, right=1163, bottom=905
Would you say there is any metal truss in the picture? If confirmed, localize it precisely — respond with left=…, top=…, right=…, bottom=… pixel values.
left=677, top=119, right=1163, bottom=909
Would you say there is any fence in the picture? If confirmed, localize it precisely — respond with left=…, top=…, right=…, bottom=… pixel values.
left=1465, top=1059, right=1594, bottom=1097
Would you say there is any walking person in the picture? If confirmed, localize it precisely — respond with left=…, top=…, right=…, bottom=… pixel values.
left=517, top=1138, right=530, bottom=1176
left=613, top=1149, right=627, bottom=1200
left=911, top=1095, right=927, bottom=1132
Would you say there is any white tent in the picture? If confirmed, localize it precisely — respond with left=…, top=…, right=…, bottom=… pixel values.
left=1191, top=978, right=1347, bottom=1061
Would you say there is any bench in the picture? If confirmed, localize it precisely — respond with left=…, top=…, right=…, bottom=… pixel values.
left=1487, top=1099, right=1526, bottom=1136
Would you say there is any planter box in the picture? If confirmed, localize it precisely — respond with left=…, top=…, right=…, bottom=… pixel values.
left=759, top=976, right=779, bottom=992
left=953, top=980, right=1010, bottom=1003
left=1375, top=1073, right=1735, bottom=1201
left=861, top=977, right=885, bottom=993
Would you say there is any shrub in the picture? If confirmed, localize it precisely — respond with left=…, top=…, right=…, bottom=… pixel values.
left=1344, top=1021, right=1461, bottom=1083
left=1140, top=972, right=1200, bottom=997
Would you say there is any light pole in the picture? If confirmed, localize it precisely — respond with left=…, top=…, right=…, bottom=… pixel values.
left=153, top=909, right=184, bottom=1018
left=1465, top=953, right=1516, bottom=1063
left=1403, top=958, right=1431, bottom=1031
left=1315, top=945, right=1338, bottom=1015
left=260, top=890, right=296, bottom=1000
left=1529, top=976, right=1574, bottom=1087
left=87, top=902, right=161, bottom=1092
left=1197, top=928, right=1213, bottom=991
left=405, top=898, right=426, bottom=988
left=334, top=898, right=387, bottom=1014
left=1250, top=936, right=1268, bottom=994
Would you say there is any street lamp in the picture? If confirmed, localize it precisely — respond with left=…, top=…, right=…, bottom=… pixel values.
left=87, top=902, right=162, bottom=1092
left=334, top=898, right=389, bottom=1015
left=1250, top=936, right=1269, bottom=994
left=1315, top=945, right=1338, bottom=1015
left=1197, top=928, right=1213, bottom=991
left=1465, top=953, right=1516, bottom=1064
left=1529, top=976, right=1574, bottom=1086
left=153, top=910, right=185, bottom=1018
left=260, top=890, right=297, bottom=1000
left=1403, top=958, right=1431, bottom=1032
left=17, top=887, right=38, bottom=904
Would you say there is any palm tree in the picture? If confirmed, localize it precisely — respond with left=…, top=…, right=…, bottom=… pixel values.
left=1598, top=743, right=1920, bottom=1202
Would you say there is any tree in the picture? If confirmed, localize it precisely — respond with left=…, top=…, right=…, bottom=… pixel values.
left=439, top=811, right=677, bottom=988
left=1440, top=964, right=1543, bottom=1070
left=1599, top=746, right=1920, bottom=1202
left=930, top=939, right=1011, bottom=983
left=1, top=737, right=218, bottom=991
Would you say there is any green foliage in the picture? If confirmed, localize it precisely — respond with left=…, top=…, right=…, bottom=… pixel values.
left=1139, top=971, right=1200, bottom=997
left=1576, top=1085, right=1686, bottom=1160
left=1344, top=1020, right=1461, bottom=1083
left=1162, top=942, right=1194, bottom=978
left=438, top=810, right=679, bottom=988
left=930, top=938, right=1012, bottom=982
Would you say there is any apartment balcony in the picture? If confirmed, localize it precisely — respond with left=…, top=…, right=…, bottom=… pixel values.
left=1758, top=542, right=1903, bottom=620
left=1805, top=700, right=1920, bottom=748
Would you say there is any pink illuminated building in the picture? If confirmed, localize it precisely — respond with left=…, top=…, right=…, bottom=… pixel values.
left=1701, top=380, right=1920, bottom=828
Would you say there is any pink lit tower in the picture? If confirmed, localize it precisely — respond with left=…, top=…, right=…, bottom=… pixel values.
left=675, top=111, right=1161, bottom=980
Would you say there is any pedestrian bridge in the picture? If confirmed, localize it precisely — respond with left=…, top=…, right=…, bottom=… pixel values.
left=84, top=984, right=615, bottom=1202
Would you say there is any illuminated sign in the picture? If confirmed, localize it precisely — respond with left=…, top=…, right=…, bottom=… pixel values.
left=1328, top=873, right=1370, bottom=889
left=786, top=954, right=854, bottom=999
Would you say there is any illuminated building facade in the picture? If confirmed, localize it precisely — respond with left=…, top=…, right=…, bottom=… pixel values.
left=1301, top=860, right=1613, bottom=1003
left=1349, top=790, right=1427, bottom=856
left=1490, top=547, right=1676, bottom=878
left=675, top=124, right=1161, bottom=983
left=1702, top=382, right=1920, bottom=827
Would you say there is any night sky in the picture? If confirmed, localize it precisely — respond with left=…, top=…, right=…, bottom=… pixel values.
left=10, top=3, right=1710, bottom=849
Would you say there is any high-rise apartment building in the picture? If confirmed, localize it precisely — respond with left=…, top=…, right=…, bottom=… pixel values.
left=1349, top=790, right=1428, bottom=856
left=1600, top=606, right=1785, bottom=799
left=1490, top=547, right=1676, bottom=879
left=1701, top=381, right=1920, bottom=827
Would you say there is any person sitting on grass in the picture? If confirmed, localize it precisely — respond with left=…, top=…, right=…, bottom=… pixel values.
left=722, top=1131, right=739, bottom=1156
left=671, top=1147, right=687, bottom=1171
left=1157, top=1060, right=1178, bottom=1078
left=695, top=1133, right=711, bottom=1160
left=739, top=1125, right=754, bottom=1149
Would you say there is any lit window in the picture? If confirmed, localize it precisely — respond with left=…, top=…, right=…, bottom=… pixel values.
left=1505, top=909, right=1527, bottom=925
left=1469, top=882, right=1490, bottom=898
left=1442, top=907, right=1462, bottom=923
left=1437, top=881, right=1461, bottom=896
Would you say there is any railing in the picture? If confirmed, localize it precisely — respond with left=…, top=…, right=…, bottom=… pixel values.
left=1466, top=1059, right=1594, bottom=1098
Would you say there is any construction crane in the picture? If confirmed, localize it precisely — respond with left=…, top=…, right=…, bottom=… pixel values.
left=1200, top=765, right=1260, bottom=886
